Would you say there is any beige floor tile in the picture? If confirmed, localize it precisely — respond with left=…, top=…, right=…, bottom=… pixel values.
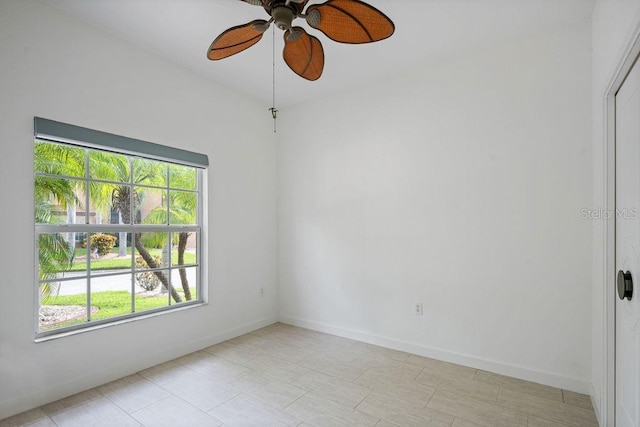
left=351, top=355, right=423, bottom=378
left=354, top=376, right=436, bottom=407
left=406, top=355, right=476, bottom=379
left=303, top=337, right=371, bottom=362
left=97, top=374, right=171, bottom=413
left=0, top=408, right=50, bottom=427
left=249, top=323, right=291, bottom=337
left=208, top=393, right=301, bottom=426
left=298, top=354, right=368, bottom=382
left=356, top=390, right=453, bottom=427
left=202, top=342, right=259, bottom=365
left=162, top=370, right=240, bottom=412
left=361, top=345, right=411, bottom=363
left=232, top=373, right=307, bottom=410
left=247, top=353, right=311, bottom=380
left=472, top=370, right=563, bottom=403
left=229, top=332, right=269, bottom=347
left=173, top=351, right=252, bottom=383
left=312, top=343, right=368, bottom=363
left=427, top=389, right=527, bottom=427
left=356, top=367, right=419, bottom=388
left=50, top=397, right=140, bottom=427
left=260, top=361, right=311, bottom=383
left=417, top=371, right=499, bottom=403
left=294, top=370, right=372, bottom=408
left=496, top=388, right=597, bottom=427
left=138, top=360, right=192, bottom=385
left=562, top=390, right=593, bottom=411
left=528, top=415, right=573, bottom=426
left=260, top=343, right=314, bottom=364
left=41, top=388, right=102, bottom=416
left=131, top=395, right=222, bottom=427
left=285, top=392, right=379, bottom=427
left=452, top=418, right=482, bottom=427
left=24, top=418, right=57, bottom=427
left=311, top=333, right=364, bottom=348
left=277, top=332, right=327, bottom=347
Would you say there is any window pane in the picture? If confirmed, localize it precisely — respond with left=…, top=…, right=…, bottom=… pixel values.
left=135, top=270, right=170, bottom=312
left=135, top=187, right=167, bottom=225
left=135, top=232, right=170, bottom=269
left=39, top=277, right=88, bottom=331
left=84, top=232, right=117, bottom=258
left=89, top=273, right=134, bottom=321
left=108, top=183, right=136, bottom=225
left=171, top=232, right=197, bottom=267
left=171, top=267, right=197, bottom=303
left=89, top=182, right=118, bottom=224
left=169, top=191, right=197, bottom=225
left=87, top=232, right=132, bottom=275
left=35, top=177, right=85, bottom=224
left=132, top=158, right=167, bottom=187
left=89, top=150, right=129, bottom=183
left=169, top=164, right=196, bottom=190
left=38, top=232, right=77, bottom=278
left=35, top=141, right=85, bottom=178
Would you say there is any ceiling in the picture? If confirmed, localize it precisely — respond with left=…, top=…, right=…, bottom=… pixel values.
left=42, top=0, right=594, bottom=108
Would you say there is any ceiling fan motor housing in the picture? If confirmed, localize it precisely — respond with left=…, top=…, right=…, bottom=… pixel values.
left=271, top=5, right=296, bottom=31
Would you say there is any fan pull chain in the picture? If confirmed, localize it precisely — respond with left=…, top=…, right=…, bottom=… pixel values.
left=269, top=25, right=279, bottom=133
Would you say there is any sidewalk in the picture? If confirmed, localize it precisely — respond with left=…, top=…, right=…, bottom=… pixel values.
left=53, top=269, right=197, bottom=296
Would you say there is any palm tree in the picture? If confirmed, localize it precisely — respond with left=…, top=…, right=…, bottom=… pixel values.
left=143, top=167, right=197, bottom=301
left=95, top=155, right=183, bottom=303
left=34, top=141, right=84, bottom=297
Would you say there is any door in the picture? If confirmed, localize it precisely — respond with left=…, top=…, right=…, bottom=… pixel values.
left=616, top=57, right=640, bottom=427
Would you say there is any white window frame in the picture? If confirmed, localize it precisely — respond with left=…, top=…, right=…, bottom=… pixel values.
left=34, top=118, right=208, bottom=339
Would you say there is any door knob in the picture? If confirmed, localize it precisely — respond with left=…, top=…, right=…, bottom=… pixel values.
left=617, top=270, right=633, bottom=301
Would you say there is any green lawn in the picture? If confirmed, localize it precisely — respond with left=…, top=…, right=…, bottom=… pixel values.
left=70, top=249, right=196, bottom=271
left=41, top=288, right=197, bottom=331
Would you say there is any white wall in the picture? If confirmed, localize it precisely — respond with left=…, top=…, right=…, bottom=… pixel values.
left=278, top=19, right=593, bottom=393
left=0, top=0, right=278, bottom=419
left=591, top=0, right=640, bottom=424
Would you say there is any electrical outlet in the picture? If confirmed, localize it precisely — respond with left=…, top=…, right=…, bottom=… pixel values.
left=259, top=287, right=264, bottom=297
left=415, top=303, right=423, bottom=315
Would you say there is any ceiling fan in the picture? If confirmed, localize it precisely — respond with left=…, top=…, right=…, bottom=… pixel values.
left=207, top=0, right=395, bottom=81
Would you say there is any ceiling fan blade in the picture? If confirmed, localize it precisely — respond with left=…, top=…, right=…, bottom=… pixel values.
left=283, top=27, right=324, bottom=81
left=240, top=0, right=266, bottom=5
left=305, top=0, right=395, bottom=44
left=207, top=20, right=270, bottom=61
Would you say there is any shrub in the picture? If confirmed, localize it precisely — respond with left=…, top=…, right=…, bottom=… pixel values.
left=135, top=255, right=162, bottom=291
left=82, top=233, right=117, bottom=256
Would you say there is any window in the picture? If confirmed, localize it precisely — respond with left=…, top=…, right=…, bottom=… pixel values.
left=34, top=118, right=208, bottom=338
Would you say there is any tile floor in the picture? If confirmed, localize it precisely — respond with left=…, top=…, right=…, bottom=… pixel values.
left=0, top=323, right=598, bottom=427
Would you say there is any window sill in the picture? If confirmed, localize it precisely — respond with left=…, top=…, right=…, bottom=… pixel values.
left=34, top=301, right=206, bottom=342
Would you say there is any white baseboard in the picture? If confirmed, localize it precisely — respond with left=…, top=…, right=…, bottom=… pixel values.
left=279, top=315, right=591, bottom=394
left=0, top=315, right=278, bottom=421
left=589, top=382, right=602, bottom=426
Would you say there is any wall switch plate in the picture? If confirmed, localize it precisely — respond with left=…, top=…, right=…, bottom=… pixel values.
left=415, top=303, right=423, bottom=315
